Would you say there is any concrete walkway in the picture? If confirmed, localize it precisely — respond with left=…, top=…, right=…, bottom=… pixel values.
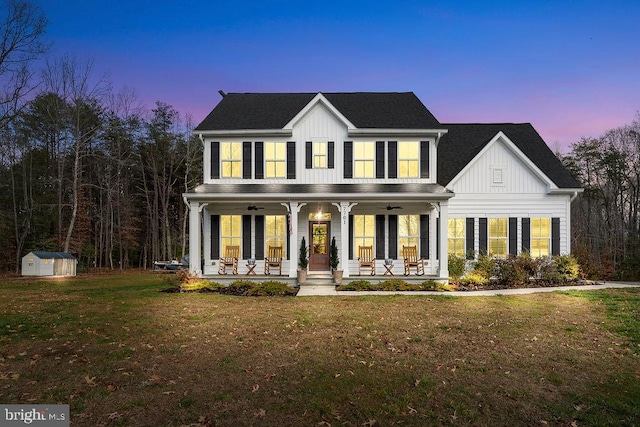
left=296, top=281, right=640, bottom=297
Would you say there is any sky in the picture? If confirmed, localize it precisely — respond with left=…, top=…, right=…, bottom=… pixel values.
left=36, top=0, right=640, bottom=152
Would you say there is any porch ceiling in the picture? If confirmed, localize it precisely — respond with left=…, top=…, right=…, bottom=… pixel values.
left=185, top=183, right=453, bottom=201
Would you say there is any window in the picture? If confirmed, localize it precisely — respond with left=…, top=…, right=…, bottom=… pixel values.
left=354, top=215, right=375, bottom=252
left=221, top=142, right=242, bottom=178
left=531, top=217, right=550, bottom=257
left=399, top=215, right=419, bottom=256
left=313, top=141, right=327, bottom=168
left=221, top=215, right=242, bottom=257
left=353, top=142, right=375, bottom=178
left=265, top=142, right=286, bottom=178
left=265, top=215, right=287, bottom=252
left=398, top=142, right=419, bottom=178
left=489, top=218, right=507, bottom=257
left=448, top=218, right=465, bottom=256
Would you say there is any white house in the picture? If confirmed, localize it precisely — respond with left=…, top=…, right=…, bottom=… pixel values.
left=183, top=92, right=582, bottom=280
left=22, top=251, right=77, bottom=276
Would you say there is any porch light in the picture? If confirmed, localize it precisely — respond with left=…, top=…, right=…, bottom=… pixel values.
left=316, top=209, right=323, bottom=220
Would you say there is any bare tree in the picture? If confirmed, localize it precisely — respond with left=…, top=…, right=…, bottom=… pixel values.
left=0, top=0, right=47, bottom=127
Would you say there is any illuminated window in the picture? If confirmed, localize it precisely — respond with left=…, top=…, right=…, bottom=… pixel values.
left=354, top=215, right=375, bottom=252
left=489, top=218, right=507, bottom=257
left=265, top=215, right=287, bottom=252
left=399, top=215, right=419, bottom=257
left=265, top=142, right=286, bottom=178
left=448, top=218, right=465, bottom=256
left=313, top=141, right=327, bottom=168
left=353, top=142, right=375, bottom=178
left=221, top=142, right=242, bottom=178
left=398, top=142, right=420, bottom=178
left=531, top=218, right=550, bottom=257
left=220, top=215, right=242, bottom=257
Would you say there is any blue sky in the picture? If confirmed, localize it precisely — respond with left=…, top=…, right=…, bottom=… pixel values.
left=38, top=0, right=640, bottom=151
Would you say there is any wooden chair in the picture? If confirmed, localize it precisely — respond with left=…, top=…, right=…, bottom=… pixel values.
left=402, top=245, right=425, bottom=276
left=218, top=245, right=239, bottom=275
left=358, top=245, right=376, bottom=276
left=265, top=246, right=283, bottom=275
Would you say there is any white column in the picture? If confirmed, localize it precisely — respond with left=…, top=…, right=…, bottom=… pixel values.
left=438, top=200, right=449, bottom=279
left=333, top=202, right=357, bottom=278
left=429, top=207, right=437, bottom=273
left=188, top=200, right=202, bottom=277
left=288, top=202, right=298, bottom=277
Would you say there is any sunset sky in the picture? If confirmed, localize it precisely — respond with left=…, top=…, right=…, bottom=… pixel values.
left=37, top=0, right=640, bottom=151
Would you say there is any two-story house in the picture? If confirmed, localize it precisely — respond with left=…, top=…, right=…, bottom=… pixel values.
left=184, top=92, right=581, bottom=280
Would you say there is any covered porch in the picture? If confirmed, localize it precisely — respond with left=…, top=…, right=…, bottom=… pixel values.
left=184, top=183, right=454, bottom=281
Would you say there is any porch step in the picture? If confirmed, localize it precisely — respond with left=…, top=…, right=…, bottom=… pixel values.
left=304, top=275, right=335, bottom=286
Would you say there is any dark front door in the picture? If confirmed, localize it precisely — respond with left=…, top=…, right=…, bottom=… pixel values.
left=309, top=221, right=330, bottom=271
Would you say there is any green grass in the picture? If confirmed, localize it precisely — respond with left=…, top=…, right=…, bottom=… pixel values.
left=0, top=272, right=639, bottom=426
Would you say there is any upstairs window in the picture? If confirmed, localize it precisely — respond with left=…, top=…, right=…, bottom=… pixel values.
left=354, top=142, right=375, bottom=178
left=489, top=218, right=507, bottom=257
left=399, top=215, right=419, bottom=256
left=398, top=142, right=420, bottom=178
left=221, top=142, right=242, bottom=178
left=265, top=142, right=286, bottom=178
left=448, top=218, right=465, bottom=256
left=313, top=142, right=327, bottom=168
left=531, top=218, right=550, bottom=257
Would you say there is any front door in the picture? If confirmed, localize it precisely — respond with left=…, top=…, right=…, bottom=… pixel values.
left=309, top=221, right=330, bottom=271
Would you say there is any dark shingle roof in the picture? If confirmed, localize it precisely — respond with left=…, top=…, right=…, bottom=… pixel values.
left=30, top=251, right=76, bottom=259
left=437, top=123, right=581, bottom=189
left=190, top=183, right=452, bottom=197
left=195, top=92, right=441, bottom=131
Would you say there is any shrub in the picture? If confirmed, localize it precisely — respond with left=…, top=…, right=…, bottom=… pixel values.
left=448, top=254, right=466, bottom=280
left=515, top=252, right=540, bottom=281
left=553, top=255, right=580, bottom=282
left=246, top=281, right=297, bottom=296
left=495, top=255, right=527, bottom=286
left=219, top=279, right=255, bottom=296
left=459, top=272, right=489, bottom=286
left=337, top=280, right=376, bottom=291
left=473, top=253, right=496, bottom=278
left=378, top=279, right=416, bottom=291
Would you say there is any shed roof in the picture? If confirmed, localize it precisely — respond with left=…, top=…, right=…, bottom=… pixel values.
left=195, top=92, right=441, bottom=131
left=28, top=251, right=76, bottom=259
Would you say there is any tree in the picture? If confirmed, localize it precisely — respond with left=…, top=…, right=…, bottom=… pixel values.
left=0, top=0, right=47, bottom=127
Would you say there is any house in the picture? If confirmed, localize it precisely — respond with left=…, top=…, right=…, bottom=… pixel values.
left=22, top=251, right=77, bottom=276
left=183, top=92, right=581, bottom=280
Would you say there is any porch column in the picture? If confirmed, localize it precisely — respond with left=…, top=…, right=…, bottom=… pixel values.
left=333, top=202, right=357, bottom=278
left=284, top=202, right=306, bottom=278
left=188, top=200, right=202, bottom=277
left=438, top=200, right=449, bottom=279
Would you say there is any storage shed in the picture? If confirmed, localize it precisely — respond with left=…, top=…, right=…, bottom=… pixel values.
left=22, top=251, right=77, bottom=277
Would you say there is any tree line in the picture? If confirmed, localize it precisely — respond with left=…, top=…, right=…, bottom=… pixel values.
left=1, top=1, right=638, bottom=278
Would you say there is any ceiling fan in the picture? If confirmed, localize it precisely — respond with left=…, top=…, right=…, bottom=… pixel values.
left=247, top=205, right=265, bottom=211
left=384, top=204, right=403, bottom=210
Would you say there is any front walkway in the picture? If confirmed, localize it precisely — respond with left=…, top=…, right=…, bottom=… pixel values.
left=296, top=281, right=640, bottom=297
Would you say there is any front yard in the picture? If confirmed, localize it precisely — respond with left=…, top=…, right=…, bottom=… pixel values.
left=1, top=272, right=638, bottom=426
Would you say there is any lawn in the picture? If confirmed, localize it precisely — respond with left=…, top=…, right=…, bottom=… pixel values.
left=1, top=273, right=638, bottom=426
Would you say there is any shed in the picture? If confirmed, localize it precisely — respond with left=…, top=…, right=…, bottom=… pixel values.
left=22, top=251, right=77, bottom=277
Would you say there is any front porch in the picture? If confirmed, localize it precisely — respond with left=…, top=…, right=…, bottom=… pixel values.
left=201, top=272, right=447, bottom=287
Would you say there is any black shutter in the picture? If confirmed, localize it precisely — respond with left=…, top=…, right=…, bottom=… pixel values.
left=420, top=141, right=430, bottom=178
left=479, top=218, right=488, bottom=255
left=388, top=215, right=398, bottom=259
left=375, top=215, right=385, bottom=259
left=242, top=142, right=252, bottom=179
left=305, top=141, right=312, bottom=169
left=436, top=217, right=440, bottom=260
left=420, top=215, right=429, bottom=259
left=388, top=141, right=397, bottom=179
left=255, top=215, right=264, bottom=259
left=242, top=215, right=251, bottom=259
left=466, top=218, right=475, bottom=259
left=328, top=141, right=334, bottom=169
left=255, top=142, right=264, bottom=179
left=287, top=141, right=296, bottom=179
left=211, top=215, right=220, bottom=259
left=522, top=218, right=531, bottom=253
left=344, top=141, right=353, bottom=178
left=376, top=141, right=385, bottom=179
left=551, top=217, right=560, bottom=255
left=509, top=218, right=517, bottom=256
left=349, top=215, right=354, bottom=259
left=211, top=141, right=220, bottom=179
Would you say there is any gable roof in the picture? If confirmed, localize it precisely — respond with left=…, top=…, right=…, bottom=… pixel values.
left=437, top=123, right=581, bottom=189
left=195, top=92, right=441, bottom=131
left=29, top=251, right=76, bottom=259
